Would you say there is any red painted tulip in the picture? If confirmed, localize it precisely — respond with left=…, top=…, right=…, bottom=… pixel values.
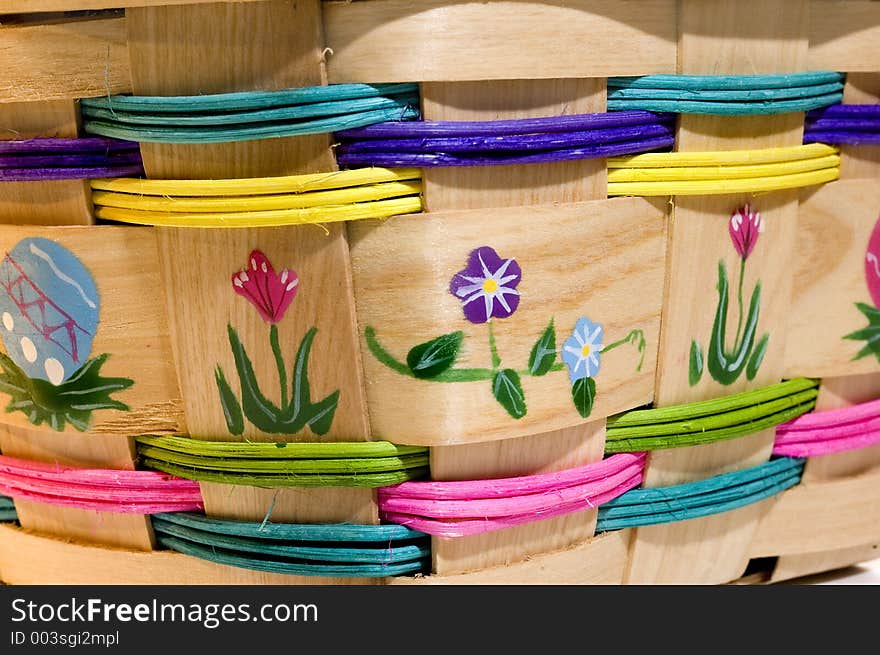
left=231, top=250, right=299, bottom=324
left=728, top=204, right=764, bottom=260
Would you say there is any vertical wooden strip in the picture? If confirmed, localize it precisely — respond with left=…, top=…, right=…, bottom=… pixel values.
left=128, top=1, right=377, bottom=584
left=0, top=101, right=93, bottom=225
left=626, top=0, right=809, bottom=584
left=0, top=99, right=150, bottom=548
left=421, top=79, right=611, bottom=574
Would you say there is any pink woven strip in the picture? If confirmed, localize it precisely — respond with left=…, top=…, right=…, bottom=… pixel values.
left=773, top=398, right=880, bottom=457
left=0, top=455, right=203, bottom=514
left=380, top=452, right=646, bottom=499
left=380, top=470, right=643, bottom=538
left=377, top=452, right=645, bottom=537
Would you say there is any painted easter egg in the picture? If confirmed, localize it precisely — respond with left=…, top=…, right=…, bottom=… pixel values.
left=0, top=238, right=99, bottom=385
left=865, top=215, right=880, bottom=309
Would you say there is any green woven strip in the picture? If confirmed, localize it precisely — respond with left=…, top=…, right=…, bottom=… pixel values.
left=606, top=378, right=818, bottom=428
left=136, top=435, right=425, bottom=459
left=142, top=458, right=428, bottom=488
left=137, top=444, right=428, bottom=474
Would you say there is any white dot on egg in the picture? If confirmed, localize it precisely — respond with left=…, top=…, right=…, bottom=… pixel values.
left=44, top=358, right=64, bottom=386
left=2, top=312, right=13, bottom=332
left=20, top=337, right=37, bottom=363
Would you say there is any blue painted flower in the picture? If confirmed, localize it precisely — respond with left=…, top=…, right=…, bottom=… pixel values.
left=562, top=317, right=603, bottom=383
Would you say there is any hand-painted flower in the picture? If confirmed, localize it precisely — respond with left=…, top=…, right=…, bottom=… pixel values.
left=729, top=203, right=764, bottom=260
left=449, top=246, right=521, bottom=324
left=231, top=250, right=299, bottom=324
left=865, top=215, right=880, bottom=309
left=562, top=317, right=603, bottom=383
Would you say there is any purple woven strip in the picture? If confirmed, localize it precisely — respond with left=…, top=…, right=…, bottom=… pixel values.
left=806, top=104, right=880, bottom=120
left=337, top=134, right=674, bottom=168
left=0, top=164, right=145, bottom=182
left=336, top=110, right=673, bottom=138
left=0, top=151, right=143, bottom=170
left=339, top=123, right=674, bottom=154
left=0, top=137, right=139, bottom=155
left=804, top=131, right=880, bottom=145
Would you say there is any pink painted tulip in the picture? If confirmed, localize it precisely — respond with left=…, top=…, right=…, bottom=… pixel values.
left=231, top=250, right=299, bottom=324
left=865, top=215, right=880, bottom=308
left=728, top=204, right=764, bottom=260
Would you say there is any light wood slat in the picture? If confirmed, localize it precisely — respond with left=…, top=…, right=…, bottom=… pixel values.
left=0, top=18, right=129, bottom=102
left=323, top=0, right=677, bottom=82
left=808, top=0, right=880, bottom=71
left=0, top=0, right=265, bottom=11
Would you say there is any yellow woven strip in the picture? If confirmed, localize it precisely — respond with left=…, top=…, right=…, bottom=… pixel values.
left=607, top=166, right=839, bottom=196
left=92, top=181, right=422, bottom=213
left=89, top=167, right=421, bottom=197
left=607, top=154, right=840, bottom=183
left=607, top=143, right=837, bottom=169
left=93, top=196, right=424, bottom=227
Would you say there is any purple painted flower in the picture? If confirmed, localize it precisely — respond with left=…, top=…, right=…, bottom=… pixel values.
left=729, top=204, right=764, bottom=260
left=449, top=246, right=521, bottom=324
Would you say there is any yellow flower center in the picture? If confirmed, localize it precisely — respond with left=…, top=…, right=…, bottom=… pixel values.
left=482, top=279, right=498, bottom=293
left=581, top=344, right=591, bottom=357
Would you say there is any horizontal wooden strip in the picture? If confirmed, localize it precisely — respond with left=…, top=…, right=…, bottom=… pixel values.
left=323, top=0, right=677, bottom=82
left=0, top=524, right=375, bottom=585
left=0, top=18, right=130, bottom=102
left=0, top=1, right=265, bottom=11
left=749, top=466, right=880, bottom=557
left=808, top=1, right=880, bottom=72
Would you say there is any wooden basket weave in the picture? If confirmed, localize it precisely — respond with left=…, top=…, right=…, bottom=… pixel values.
left=1, top=0, right=879, bottom=586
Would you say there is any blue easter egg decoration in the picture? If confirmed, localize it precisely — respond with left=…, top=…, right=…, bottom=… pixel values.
left=0, top=238, right=99, bottom=385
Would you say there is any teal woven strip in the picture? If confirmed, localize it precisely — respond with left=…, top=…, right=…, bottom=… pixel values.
left=0, top=510, right=17, bottom=522
left=80, top=83, right=419, bottom=113
left=608, top=71, right=842, bottom=91
left=595, top=458, right=804, bottom=532
left=0, top=495, right=14, bottom=510
left=85, top=105, right=420, bottom=144
left=608, top=72, right=844, bottom=115
left=156, top=535, right=429, bottom=578
left=152, top=511, right=423, bottom=542
left=152, top=518, right=428, bottom=565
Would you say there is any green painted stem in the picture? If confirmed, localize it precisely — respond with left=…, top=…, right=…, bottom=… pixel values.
left=269, top=324, right=287, bottom=411
left=488, top=321, right=501, bottom=370
left=366, top=326, right=563, bottom=382
left=733, top=256, right=746, bottom=351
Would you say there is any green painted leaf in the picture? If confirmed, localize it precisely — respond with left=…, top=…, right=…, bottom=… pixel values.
left=226, top=324, right=281, bottom=431
left=746, top=333, right=770, bottom=381
left=214, top=366, right=244, bottom=435
left=689, top=340, right=703, bottom=386
left=406, top=332, right=464, bottom=379
left=844, top=303, right=880, bottom=363
left=492, top=369, right=526, bottom=419
left=707, top=261, right=762, bottom=385
left=0, top=352, right=133, bottom=433
left=528, top=319, right=556, bottom=376
left=304, top=390, right=340, bottom=436
left=571, top=376, right=596, bottom=419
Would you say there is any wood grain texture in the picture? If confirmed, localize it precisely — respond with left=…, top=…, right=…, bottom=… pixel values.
left=199, top=483, right=377, bottom=524
left=0, top=0, right=265, bottom=11
left=626, top=0, right=809, bottom=585
left=770, top=542, right=880, bottom=583
left=392, top=530, right=631, bottom=585
left=0, top=524, right=376, bottom=585
left=808, top=1, right=880, bottom=72
left=0, top=17, right=129, bottom=103
left=749, top=466, right=880, bottom=557
left=0, top=226, right=183, bottom=435
left=323, top=0, right=677, bottom=82
left=0, top=423, right=152, bottom=550
left=784, top=181, right=880, bottom=378
left=350, top=197, right=666, bottom=446
left=0, top=101, right=93, bottom=225
left=839, top=74, right=880, bottom=180
left=127, top=1, right=334, bottom=179
left=420, top=79, right=606, bottom=210
left=801, top=373, right=880, bottom=481
left=156, top=227, right=368, bottom=442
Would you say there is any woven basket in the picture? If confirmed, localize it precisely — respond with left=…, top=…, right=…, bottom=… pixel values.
left=1, top=0, right=879, bottom=586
